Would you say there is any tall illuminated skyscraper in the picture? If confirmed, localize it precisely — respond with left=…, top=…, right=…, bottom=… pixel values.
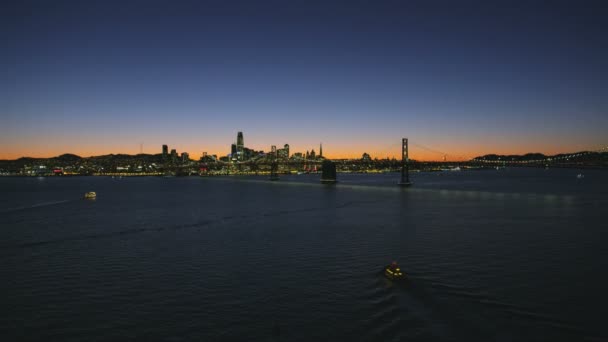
left=236, top=131, right=244, bottom=161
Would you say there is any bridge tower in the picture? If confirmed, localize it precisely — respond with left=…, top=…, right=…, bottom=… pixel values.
left=270, top=145, right=279, bottom=181
left=398, top=138, right=412, bottom=187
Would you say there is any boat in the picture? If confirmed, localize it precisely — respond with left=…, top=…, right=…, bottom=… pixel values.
left=384, top=261, right=406, bottom=281
left=84, top=191, right=97, bottom=199
left=577, top=173, right=584, bottom=179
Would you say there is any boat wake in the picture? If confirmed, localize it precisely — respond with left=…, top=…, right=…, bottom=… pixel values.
left=1, top=200, right=71, bottom=214
left=4, top=219, right=218, bottom=250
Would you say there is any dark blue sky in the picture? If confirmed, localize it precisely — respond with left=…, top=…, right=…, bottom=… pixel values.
left=2, top=0, right=607, bottom=159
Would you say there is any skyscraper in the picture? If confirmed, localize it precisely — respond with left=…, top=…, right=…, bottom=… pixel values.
left=231, top=144, right=237, bottom=156
left=236, top=131, right=244, bottom=161
left=319, top=143, right=323, bottom=157
left=162, top=145, right=168, bottom=162
left=277, top=144, right=290, bottom=160
left=170, top=149, right=177, bottom=164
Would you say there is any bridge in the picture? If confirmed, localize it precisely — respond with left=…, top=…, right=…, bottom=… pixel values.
left=167, top=140, right=608, bottom=179
left=203, top=142, right=608, bottom=168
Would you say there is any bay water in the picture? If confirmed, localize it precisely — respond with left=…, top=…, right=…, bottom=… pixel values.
left=1, top=169, right=606, bottom=341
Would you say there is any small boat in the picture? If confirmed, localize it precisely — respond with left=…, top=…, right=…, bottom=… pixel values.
left=384, top=261, right=406, bottom=281
left=84, top=191, right=97, bottom=199
left=577, top=174, right=584, bottom=179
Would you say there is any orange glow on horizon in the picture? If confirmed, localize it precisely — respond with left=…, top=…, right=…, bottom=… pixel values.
left=0, top=144, right=592, bottom=162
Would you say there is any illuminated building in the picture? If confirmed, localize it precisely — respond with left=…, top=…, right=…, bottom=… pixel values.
left=162, top=145, right=168, bottom=162
left=277, top=144, right=290, bottom=160
left=170, top=149, right=177, bottom=164
left=237, top=131, right=244, bottom=161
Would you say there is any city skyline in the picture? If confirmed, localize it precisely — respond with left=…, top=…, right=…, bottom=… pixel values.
left=2, top=1, right=607, bottom=161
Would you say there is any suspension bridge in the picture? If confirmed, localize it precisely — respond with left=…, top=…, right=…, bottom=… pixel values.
left=194, top=139, right=608, bottom=183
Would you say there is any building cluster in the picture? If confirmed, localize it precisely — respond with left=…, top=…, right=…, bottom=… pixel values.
left=195, top=131, right=324, bottom=164
left=162, top=144, right=189, bottom=164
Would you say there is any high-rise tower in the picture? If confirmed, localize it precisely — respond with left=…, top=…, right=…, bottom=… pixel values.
left=236, top=131, right=244, bottom=160
left=319, top=143, right=323, bottom=157
left=162, top=145, right=168, bottom=162
left=170, top=149, right=177, bottom=164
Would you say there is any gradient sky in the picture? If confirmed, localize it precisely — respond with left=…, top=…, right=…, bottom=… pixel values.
left=2, top=0, right=607, bottom=160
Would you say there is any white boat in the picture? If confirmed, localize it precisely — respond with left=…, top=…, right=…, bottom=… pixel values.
left=577, top=174, right=584, bottom=179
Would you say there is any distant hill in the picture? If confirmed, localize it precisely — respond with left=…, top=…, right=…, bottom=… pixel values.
left=0, top=153, right=165, bottom=173
left=54, top=154, right=83, bottom=162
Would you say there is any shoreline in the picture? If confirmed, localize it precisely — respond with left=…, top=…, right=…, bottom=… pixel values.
left=1, top=165, right=606, bottom=178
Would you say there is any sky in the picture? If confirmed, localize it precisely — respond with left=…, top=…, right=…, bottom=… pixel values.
left=1, top=0, right=607, bottom=160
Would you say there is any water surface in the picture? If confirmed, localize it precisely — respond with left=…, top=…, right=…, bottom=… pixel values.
left=1, top=169, right=606, bottom=341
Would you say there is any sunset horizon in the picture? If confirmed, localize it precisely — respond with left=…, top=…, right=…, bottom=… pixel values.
left=3, top=1, right=606, bottom=162
left=1, top=133, right=604, bottom=162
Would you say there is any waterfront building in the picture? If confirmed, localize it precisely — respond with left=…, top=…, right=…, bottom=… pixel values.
left=162, top=145, right=168, bottom=162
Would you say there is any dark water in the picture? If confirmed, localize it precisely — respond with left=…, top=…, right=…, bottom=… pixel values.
left=1, top=169, right=607, bottom=341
